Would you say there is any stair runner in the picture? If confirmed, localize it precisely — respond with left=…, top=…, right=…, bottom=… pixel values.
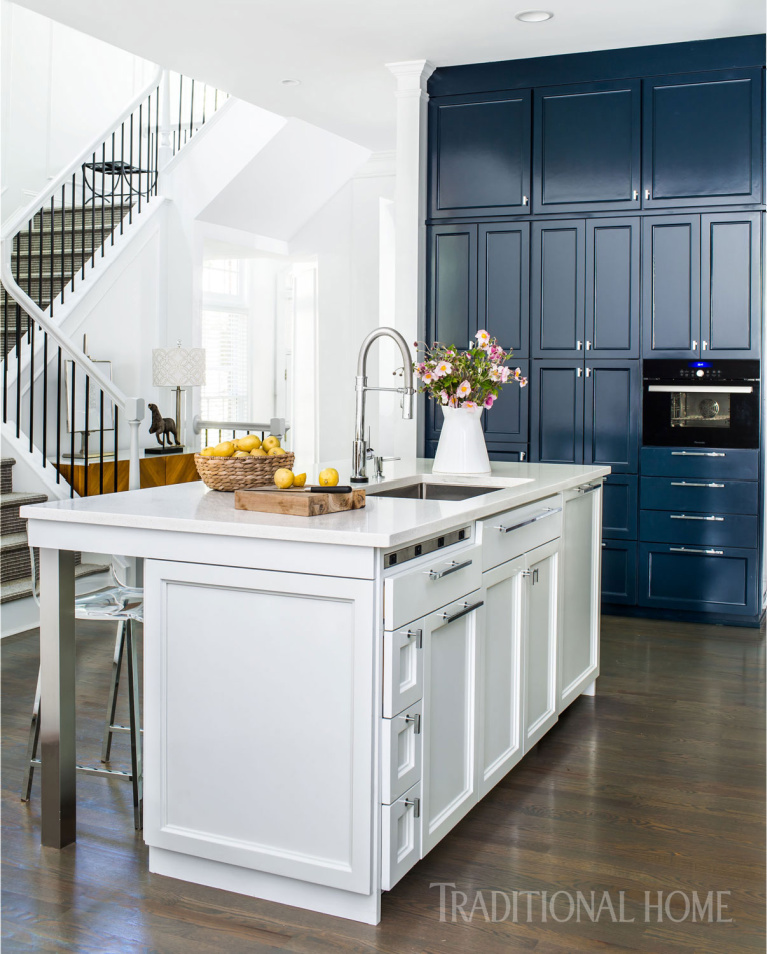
left=1, top=203, right=132, bottom=359
left=0, top=457, right=108, bottom=604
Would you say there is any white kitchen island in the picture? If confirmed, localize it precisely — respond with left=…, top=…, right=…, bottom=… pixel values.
left=23, top=459, right=609, bottom=925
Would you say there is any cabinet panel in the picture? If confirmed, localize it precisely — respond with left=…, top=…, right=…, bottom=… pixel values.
left=702, top=212, right=761, bottom=357
left=532, top=221, right=585, bottom=357
left=584, top=361, right=639, bottom=473
left=382, top=627, right=423, bottom=719
left=642, top=215, right=701, bottom=358
left=586, top=218, right=640, bottom=357
left=381, top=701, right=423, bottom=805
left=429, top=90, right=531, bottom=217
left=483, top=360, right=529, bottom=447
left=523, top=540, right=559, bottom=750
left=601, top=541, right=638, bottom=605
left=640, top=447, right=759, bottom=480
left=603, top=475, right=638, bottom=540
left=486, top=444, right=528, bottom=463
left=427, top=225, right=477, bottom=352
left=478, top=223, right=529, bottom=356
left=640, top=476, right=759, bottom=516
left=643, top=69, right=763, bottom=207
left=639, top=509, right=758, bottom=549
left=534, top=80, right=641, bottom=214
left=530, top=361, right=585, bottom=464
left=381, top=781, right=421, bottom=891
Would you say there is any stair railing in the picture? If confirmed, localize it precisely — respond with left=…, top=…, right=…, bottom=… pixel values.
left=0, top=68, right=229, bottom=495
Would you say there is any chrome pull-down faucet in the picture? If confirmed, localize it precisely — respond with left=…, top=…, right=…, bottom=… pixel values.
left=351, top=328, right=415, bottom=483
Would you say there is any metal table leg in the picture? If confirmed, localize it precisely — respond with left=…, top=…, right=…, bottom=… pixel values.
left=39, top=548, right=76, bottom=848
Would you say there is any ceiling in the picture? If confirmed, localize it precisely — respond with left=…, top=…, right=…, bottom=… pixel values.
left=11, top=0, right=767, bottom=151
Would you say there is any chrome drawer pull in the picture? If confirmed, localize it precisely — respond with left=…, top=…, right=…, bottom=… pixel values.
left=442, top=600, right=484, bottom=624
left=670, top=481, right=725, bottom=488
left=669, top=514, right=724, bottom=522
left=494, top=506, right=562, bottom=533
left=401, top=795, right=421, bottom=818
left=405, top=628, right=423, bottom=649
left=670, top=451, right=726, bottom=457
left=669, top=546, right=724, bottom=556
left=427, top=558, right=472, bottom=580
left=402, top=712, right=421, bottom=734
left=577, top=482, right=602, bottom=495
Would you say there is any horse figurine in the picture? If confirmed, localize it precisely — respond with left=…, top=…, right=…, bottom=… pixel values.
left=148, top=403, right=181, bottom=447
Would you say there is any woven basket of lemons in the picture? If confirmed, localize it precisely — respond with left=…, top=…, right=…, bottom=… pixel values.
left=194, top=434, right=295, bottom=492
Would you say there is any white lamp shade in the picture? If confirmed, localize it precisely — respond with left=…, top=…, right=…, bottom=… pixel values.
left=152, top=347, right=206, bottom=387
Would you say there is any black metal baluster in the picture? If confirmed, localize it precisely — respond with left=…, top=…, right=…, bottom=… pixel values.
left=70, top=174, right=76, bottom=291
left=42, top=331, right=48, bottom=465
left=26, top=218, right=32, bottom=306
left=84, top=375, right=90, bottom=496
left=138, top=103, right=143, bottom=213
left=99, top=390, right=104, bottom=494
left=81, top=172, right=86, bottom=278
left=177, top=75, right=183, bottom=154
left=91, top=152, right=96, bottom=266
left=120, top=124, right=125, bottom=234
left=101, top=141, right=106, bottom=254
left=15, top=234, right=21, bottom=437
left=2, top=286, right=7, bottom=422
left=28, top=317, right=34, bottom=453
left=155, top=85, right=160, bottom=194
left=69, top=361, right=76, bottom=498
left=60, top=184, right=66, bottom=304
left=48, top=196, right=53, bottom=316
left=129, top=115, right=134, bottom=225
left=189, top=79, right=195, bottom=139
left=113, top=406, right=119, bottom=493
left=146, top=94, right=151, bottom=203
left=55, top=347, right=62, bottom=482
left=111, top=132, right=116, bottom=245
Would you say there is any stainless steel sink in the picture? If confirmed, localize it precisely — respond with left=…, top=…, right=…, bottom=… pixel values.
left=367, top=481, right=499, bottom=501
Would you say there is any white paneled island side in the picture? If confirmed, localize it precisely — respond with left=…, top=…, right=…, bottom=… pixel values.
left=22, top=459, right=609, bottom=924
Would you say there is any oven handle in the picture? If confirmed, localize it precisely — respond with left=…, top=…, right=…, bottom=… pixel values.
left=647, top=385, right=753, bottom=393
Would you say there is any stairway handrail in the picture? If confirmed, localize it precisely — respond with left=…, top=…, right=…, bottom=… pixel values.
left=1, top=65, right=163, bottom=242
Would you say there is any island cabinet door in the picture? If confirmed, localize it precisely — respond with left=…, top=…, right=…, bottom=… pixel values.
left=559, top=486, right=602, bottom=713
left=421, top=592, right=481, bottom=855
left=522, top=539, right=560, bottom=751
left=476, top=557, right=525, bottom=799
left=143, top=560, right=377, bottom=895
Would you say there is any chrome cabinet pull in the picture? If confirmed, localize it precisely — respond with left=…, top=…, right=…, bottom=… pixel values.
left=494, top=506, right=562, bottom=533
left=402, top=712, right=421, bottom=734
left=401, top=795, right=420, bottom=817
left=702, top=340, right=708, bottom=351
left=669, top=546, right=724, bottom=556
left=442, top=600, right=484, bottom=624
left=585, top=367, right=592, bottom=377
left=585, top=340, right=592, bottom=350
left=576, top=340, right=583, bottom=350
left=669, top=514, right=724, bottom=522
left=405, top=627, right=423, bottom=649
left=645, top=188, right=651, bottom=199
left=427, top=559, right=472, bottom=580
left=576, top=367, right=583, bottom=377
left=577, top=482, right=601, bottom=495
left=670, top=481, right=725, bottom=488
left=522, top=195, right=529, bottom=206
left=632, top=189, right=639, bottom=200
left=671, top=451, right=725, bottom=457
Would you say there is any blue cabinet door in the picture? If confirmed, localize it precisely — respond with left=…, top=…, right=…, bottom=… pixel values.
left=584, top=361, right=639, bottom=473
left=602, top=475, right=638, bottom=541
left=531, top=221, right=586, bottom=358
left=601, top=541, right=638, bottom=605
left=643, top=69, right=764, bottom=208
left=429, top=90, right=531, bottom=218
left=530, top=361, right=584, bottom=464
left=533, top=79, right=641, bottom=214
left=477, top=224, right=529, bottom=357
left=701, top=212, right=761, bottom=358
left=585, top=218, right=640, bottom=358
left=488, top=444, right=528, bottom=463
left=641, top=215, right=701, bottom=358
left=484, top=361, right=529, bottom=448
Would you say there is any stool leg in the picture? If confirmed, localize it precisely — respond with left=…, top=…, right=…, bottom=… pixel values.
left=100, top=621, right=126, bottom=763
left=126, top=620, right=143, bottom=830
left=21, top=669, right=42, bottom=802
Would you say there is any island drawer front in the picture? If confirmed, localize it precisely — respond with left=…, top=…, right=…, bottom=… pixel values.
left=639, top=509, right=758, bottom=549
left=640, top=477, right=759, bottom=516
left=383, top=626, right=423, bottom=718
left=381, top=780, right=422, bottom=891
left=384, top=544, right=481, bottom=630
left=480, top=495, right=562, bottom=570
left=640, top=448, right=758, bottom=480
left=381, top=701, right=423, bottom=805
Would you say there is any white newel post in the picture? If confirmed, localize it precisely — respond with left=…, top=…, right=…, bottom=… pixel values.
left=385, top=60, right=435, bottom=461
left=126, top=398, right=145, bottom=491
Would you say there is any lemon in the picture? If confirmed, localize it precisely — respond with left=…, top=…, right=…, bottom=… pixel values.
left=250, top=447, right=268, bottom=457
left=200, top=446, right=215, bottom=457
left=234, top=434, right=261, bottom=452
left=318, top=467, right=339, bottom=487
left=274, top=468, right=294, bottom=489
left=211, top=441, right=235, bottom=457
left=293, top=473, right=307, bottom=487
left=268, top=447, right=286, bottom=456
left=262, top=435, right=281, bottom=451
left=233, top=450, right=250, bottom=457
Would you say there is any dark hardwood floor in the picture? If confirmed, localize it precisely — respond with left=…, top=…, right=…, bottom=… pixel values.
left=2, top=615, right=765, bottom=953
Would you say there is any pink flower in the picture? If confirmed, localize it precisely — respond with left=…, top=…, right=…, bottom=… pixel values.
left=440, top=390, right=449, bottom=405
left=475, top=330, right=491, bottom=349
left=489, top=367, right=503, bottom=382
left=422, top=370, right=436, bottom=385
left=448, top=395, right=459, bottom=408
left=484, top=394, right=496, bottom=409
left=499, top=366, right=512, bottom=383
left=462, top=400, right=478, bottom=410
left=456, top=379, right=471, bottom=398
left=434, top=360, right=453, bottom=377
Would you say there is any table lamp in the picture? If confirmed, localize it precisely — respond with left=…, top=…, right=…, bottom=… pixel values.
left=151, top=342, right=206, bottom=454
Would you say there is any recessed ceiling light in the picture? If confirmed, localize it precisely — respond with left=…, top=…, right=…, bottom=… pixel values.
left=281, top=78, right=301, bottom=87
left=515, top=10, right=554, bottom=21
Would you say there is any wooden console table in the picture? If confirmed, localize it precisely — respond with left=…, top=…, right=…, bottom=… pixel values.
left=57, top=452, right=200, bottom=496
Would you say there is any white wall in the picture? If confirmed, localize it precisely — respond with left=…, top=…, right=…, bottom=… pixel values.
left=1, top=1, right=156, bottom=221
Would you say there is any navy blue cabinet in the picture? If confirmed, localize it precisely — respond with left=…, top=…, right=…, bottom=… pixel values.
left=533, top=79, right=641, bottom=214
left=485, top=361, right=529, bottom=450
left=427, top=225, right=476, bottom=351
left=642, top=215, right=701, bottom=358
left=530, top=361, right=584, bottom=464
left=602, top=541, right=638, bottom=605
left=585, top=361, right=639, bottom=473
left=643, top=69, right=763, bottom=208
left=701, top=212, right=761, bottom=357
left=641, top=476, right=759, bottom=515
left=478, top=224, right=529, bottom=356
left=531, top=221, right=585, bottom=357
left=429, top=90, right=531, bottom=218
left=602, top=475, right=638, bottom=540
left=585, top=218, right=640, bottom=357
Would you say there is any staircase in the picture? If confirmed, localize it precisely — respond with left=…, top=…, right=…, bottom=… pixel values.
left=0, top=457, right=108, bottom=608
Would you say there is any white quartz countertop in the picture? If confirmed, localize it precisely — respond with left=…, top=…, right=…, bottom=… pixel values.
left=21, top=459, right=610, bottom=549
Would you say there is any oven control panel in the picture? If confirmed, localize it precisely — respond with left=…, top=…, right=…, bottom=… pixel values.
left=644, top=359, right=760, bottom=384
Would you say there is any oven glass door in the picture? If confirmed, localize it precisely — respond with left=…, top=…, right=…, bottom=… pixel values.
left=643, top=384, right=759, bottom=448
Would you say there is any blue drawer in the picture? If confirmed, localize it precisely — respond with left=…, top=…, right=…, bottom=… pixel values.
left=639, top=543, right=759, bottom=617
left=639, top=509, right=758, bottom=548
left=641, top=476, right=759, bottom=515
left=602, top=475, right=638, bottom=540
left=601, top=540, right=637, bottom=605
left=640, top=447, right=759, bottom=480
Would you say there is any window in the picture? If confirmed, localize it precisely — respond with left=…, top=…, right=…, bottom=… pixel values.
left=201, top=258, right=249, bottom=423
left=202, top=259, right=240, bottom=297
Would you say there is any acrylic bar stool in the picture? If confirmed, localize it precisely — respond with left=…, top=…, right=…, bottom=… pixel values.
left=21, top=548, right=144, bottom=829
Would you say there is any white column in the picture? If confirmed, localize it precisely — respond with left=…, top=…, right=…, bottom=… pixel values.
left=384, top=60, right=435, bottom=462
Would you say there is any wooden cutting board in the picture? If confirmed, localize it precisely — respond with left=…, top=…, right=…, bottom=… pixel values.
left=234, top=487, right=366, bottom=517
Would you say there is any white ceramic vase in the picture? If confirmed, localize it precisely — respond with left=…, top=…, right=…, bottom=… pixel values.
left=432, top=404, right=491, bottom=476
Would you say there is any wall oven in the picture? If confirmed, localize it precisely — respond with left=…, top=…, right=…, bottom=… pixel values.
left=642, top=360, right=760, bottom=449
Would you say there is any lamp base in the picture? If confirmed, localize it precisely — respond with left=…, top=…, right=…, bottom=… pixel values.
left=145, top=445, right=185, bottom=456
